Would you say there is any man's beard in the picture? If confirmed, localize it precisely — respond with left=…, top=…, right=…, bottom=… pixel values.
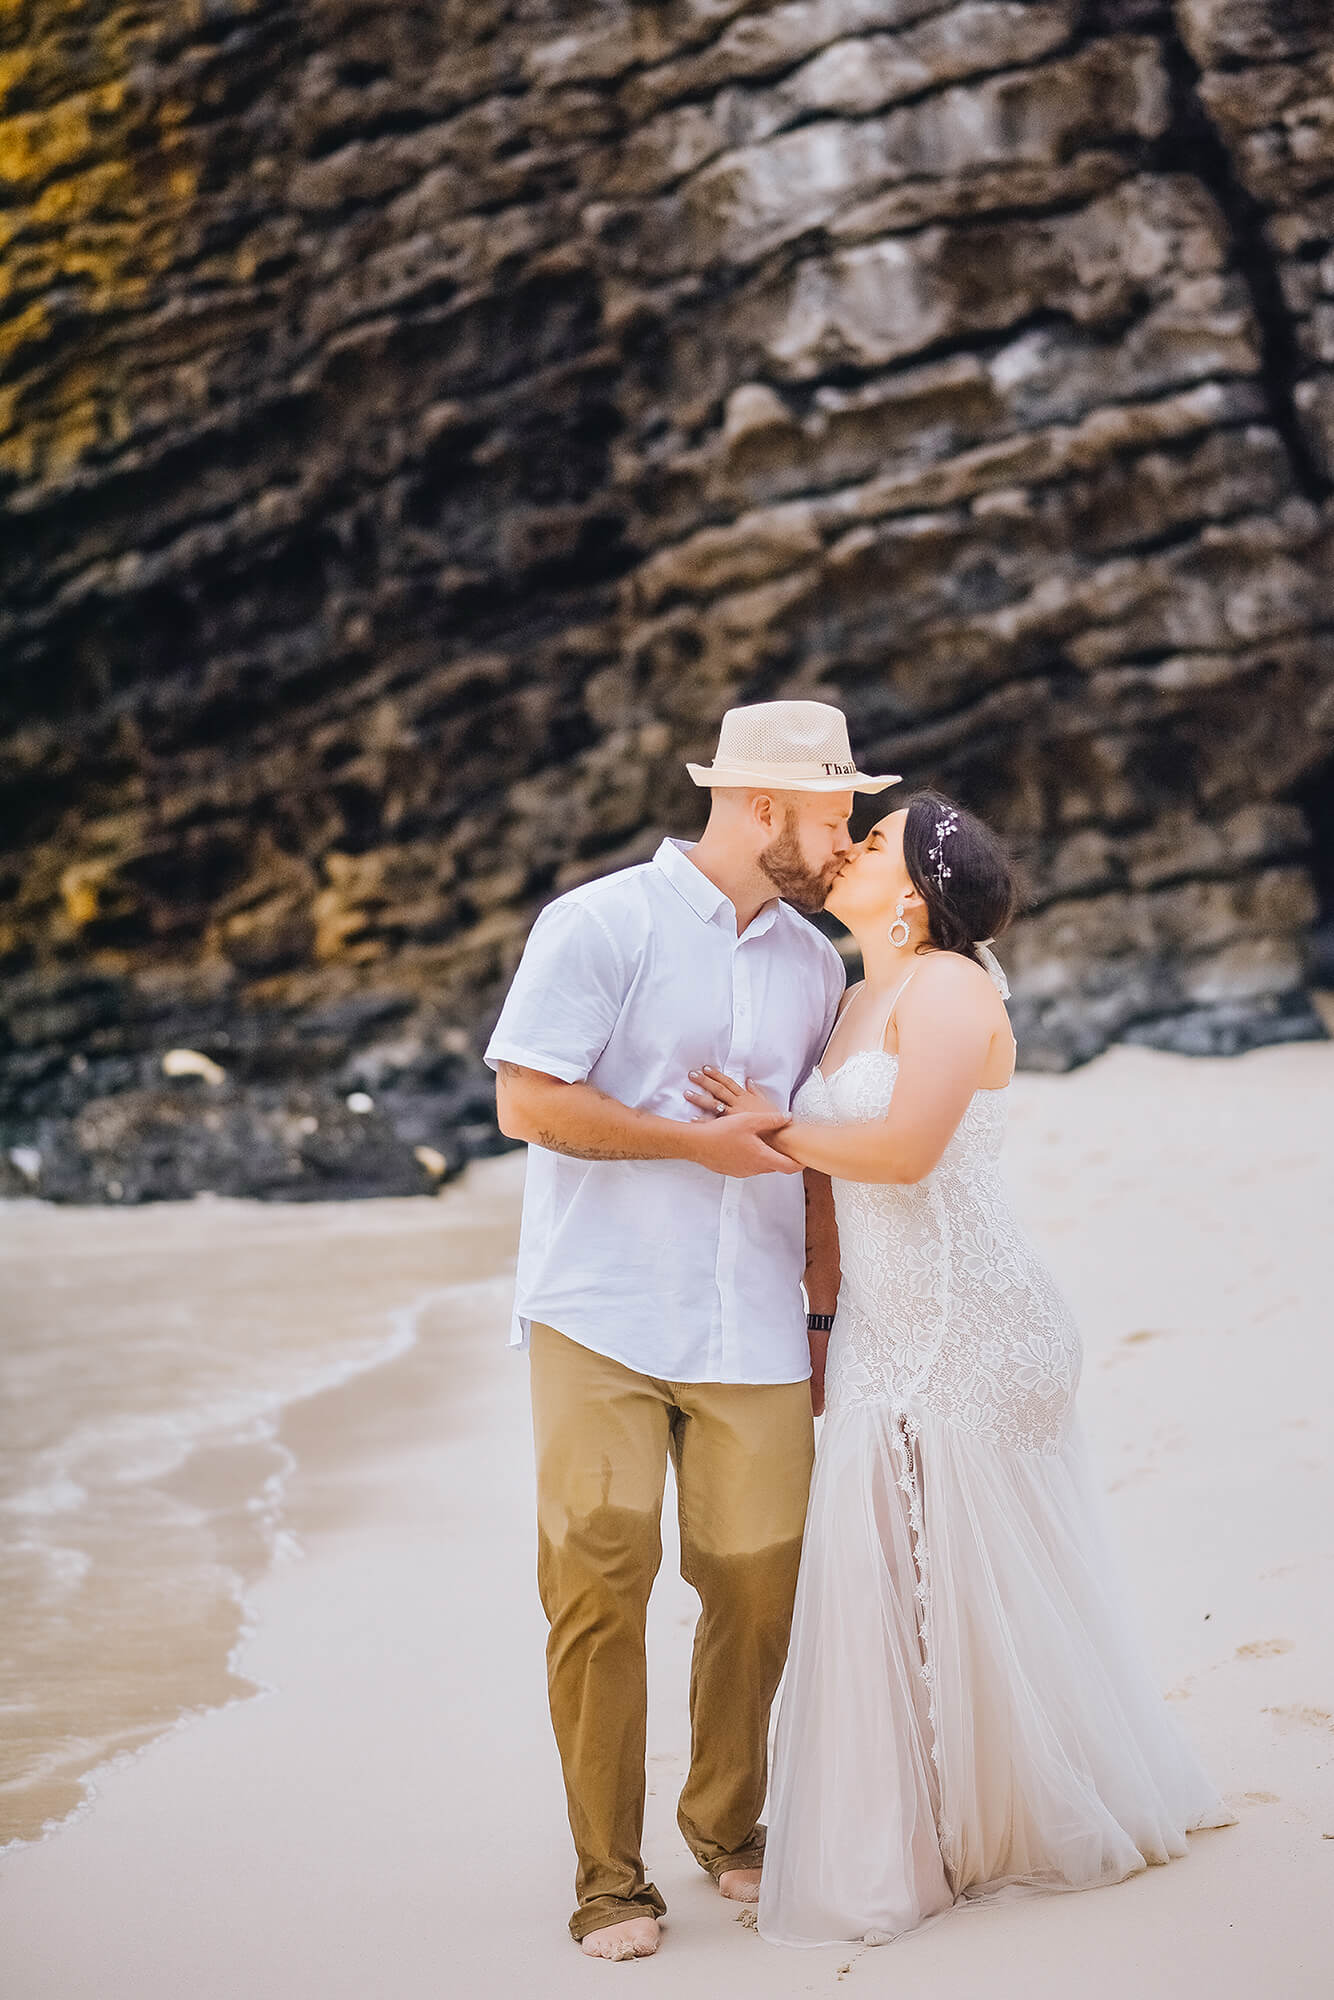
left=758, top=810, right=842, bottom=914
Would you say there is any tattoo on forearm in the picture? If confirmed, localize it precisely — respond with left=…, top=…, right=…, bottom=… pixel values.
left=533, top=1129, right=647, bottom=1162
left=499, top=1063, right=652, bottom=1158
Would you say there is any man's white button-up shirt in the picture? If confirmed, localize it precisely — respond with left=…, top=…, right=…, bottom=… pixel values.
left=485, top=838, right=846, bottom=1384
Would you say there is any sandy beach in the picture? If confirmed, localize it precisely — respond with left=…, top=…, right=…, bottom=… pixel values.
left=1, top=1041, right=1332, bottom=1999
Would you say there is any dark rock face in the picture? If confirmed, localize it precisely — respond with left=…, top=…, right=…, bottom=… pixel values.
left=1, top=0, right=1332, bottom=1199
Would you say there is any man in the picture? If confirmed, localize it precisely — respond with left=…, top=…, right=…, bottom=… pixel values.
left=485, top=700, right=899, bottom=1961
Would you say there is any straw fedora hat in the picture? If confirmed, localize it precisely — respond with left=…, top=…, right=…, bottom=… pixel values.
left=686, top=700, right=899, bottom=795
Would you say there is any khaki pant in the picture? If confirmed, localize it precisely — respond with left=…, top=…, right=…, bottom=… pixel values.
left=529, top=1322, right=815, bottom=1940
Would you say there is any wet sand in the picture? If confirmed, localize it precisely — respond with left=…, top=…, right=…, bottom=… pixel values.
left=1, top=1042, right=1332, bottom=1998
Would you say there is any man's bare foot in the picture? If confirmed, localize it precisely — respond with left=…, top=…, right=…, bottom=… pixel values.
left=718, top=1868, right=762, bottom=1903
left=580, top=1917, right=661, bottom=1962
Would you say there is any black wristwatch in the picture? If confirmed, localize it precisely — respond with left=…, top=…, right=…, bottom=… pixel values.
left=806, top=1313, right=835, bottom=1333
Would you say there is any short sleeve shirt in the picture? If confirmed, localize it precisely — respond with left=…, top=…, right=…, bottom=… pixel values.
left=484, top=838, right=846, bottom=1383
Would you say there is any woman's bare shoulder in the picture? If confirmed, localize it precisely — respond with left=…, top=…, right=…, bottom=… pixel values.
left=903, top=950, right=1004, bottom=1008
left=911, top=948, right=989, bottom=979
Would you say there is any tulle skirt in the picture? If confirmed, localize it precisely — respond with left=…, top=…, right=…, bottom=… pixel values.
left=758, top=1402, right=1233, bottom=1948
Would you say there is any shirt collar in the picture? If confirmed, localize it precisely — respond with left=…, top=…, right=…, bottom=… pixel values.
left=654, top=838, right=780, bottom=939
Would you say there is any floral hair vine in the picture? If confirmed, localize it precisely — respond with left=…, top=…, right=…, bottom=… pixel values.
left=926, top=808, right=960, bottom=895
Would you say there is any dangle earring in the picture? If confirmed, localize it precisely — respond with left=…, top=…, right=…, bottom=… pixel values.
left=889, top=899, right=910, bottom=949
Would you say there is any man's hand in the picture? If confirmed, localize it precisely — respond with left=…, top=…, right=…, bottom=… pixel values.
left=684, top=1108, right=801, bottom=1179
left=496, top=1061, right=797, bottom=1175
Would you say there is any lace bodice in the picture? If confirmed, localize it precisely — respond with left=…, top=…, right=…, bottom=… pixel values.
left=797, top=1052, right=1081, bottom=1453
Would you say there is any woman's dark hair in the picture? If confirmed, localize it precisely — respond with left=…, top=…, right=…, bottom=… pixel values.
left=901, top=790, right=1019, bottom=959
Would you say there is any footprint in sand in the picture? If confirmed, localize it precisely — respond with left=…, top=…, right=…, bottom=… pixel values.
left=1263, top=1705, right=1334, bottom=1735
left=1236, top=1639, right=1295, bottom=1659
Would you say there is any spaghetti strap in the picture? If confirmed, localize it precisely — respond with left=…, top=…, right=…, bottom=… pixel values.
left=886, top=967, right=919, bottom=1017
left=818, top=969, right=921, bottom=1079
left=879, top=967, right=919, bottom=1049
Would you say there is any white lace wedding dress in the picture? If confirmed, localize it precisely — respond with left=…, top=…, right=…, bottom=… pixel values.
left=759, top=1048, right=1232, bottom=1948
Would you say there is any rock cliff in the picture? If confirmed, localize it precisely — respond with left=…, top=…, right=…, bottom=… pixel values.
left=2, top=0, right=1332, bottom=1199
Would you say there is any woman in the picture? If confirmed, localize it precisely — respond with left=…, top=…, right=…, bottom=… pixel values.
left=686, top=792, right=1232, bottom=1948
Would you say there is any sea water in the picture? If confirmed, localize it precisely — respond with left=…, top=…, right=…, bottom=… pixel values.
left=0, top=1175, right=520, bottom=1848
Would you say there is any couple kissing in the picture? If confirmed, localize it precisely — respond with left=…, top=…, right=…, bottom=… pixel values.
left=486, top=700, right=1231, bottom=1962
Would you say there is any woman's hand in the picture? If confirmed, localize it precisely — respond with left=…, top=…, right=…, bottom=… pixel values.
left=685, top=1067, right=782, bottom=1122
